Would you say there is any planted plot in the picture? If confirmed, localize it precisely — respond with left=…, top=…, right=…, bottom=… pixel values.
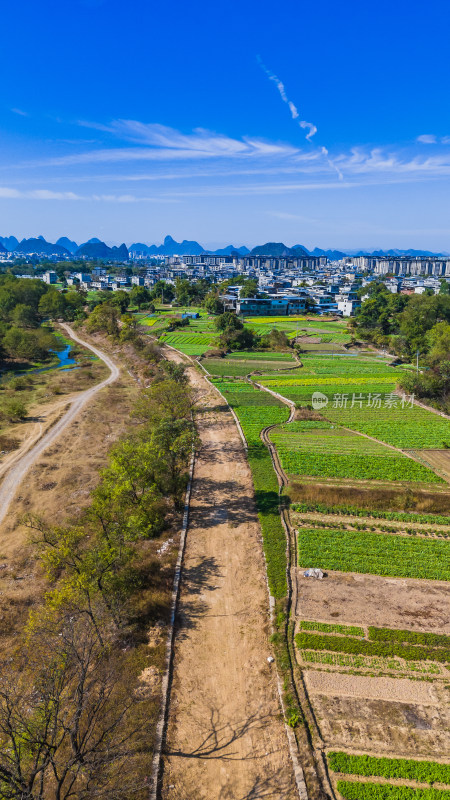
left=203, top=357, right=296, bottom=376
left=271, top=427, right=442, bottom=483
left=300, top=621, right=364, bottom=636
left=325, top=404, right=450, bottom=450
left=291, top=502, right=450, bottom=527
left=296, top=631, right=450, bottom=664
left=226, top=350, right=296, bottom=361
left=298, top=527, right=450, bottom=580
left=328, top=752, right=450, bottom=784
left=337, top=780, right=450, bottom=800
left=369, top=627, right=450, bottom=649
left=299, top=650, right=441, bottom=674
left=161, top=332, right=218, bottom=355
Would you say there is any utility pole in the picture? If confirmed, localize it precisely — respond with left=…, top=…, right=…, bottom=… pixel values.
left=416, top=350, right=420, bottom=374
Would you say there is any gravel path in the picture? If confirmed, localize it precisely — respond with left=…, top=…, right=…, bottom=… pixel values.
left=0, top=324, right=119, bottom=525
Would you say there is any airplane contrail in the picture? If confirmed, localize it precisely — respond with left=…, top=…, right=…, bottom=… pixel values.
left=256, top=56, right=343, bottom=179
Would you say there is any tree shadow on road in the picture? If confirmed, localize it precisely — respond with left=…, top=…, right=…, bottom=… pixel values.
left=163, top=705, right=295, bottom=799
left=189, top=477, right=256, bottom=528
left=174, top=555, right=222, bottom=639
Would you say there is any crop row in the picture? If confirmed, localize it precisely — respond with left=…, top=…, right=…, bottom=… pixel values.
left=298, top=650, right=441, bottom=674
left=329, top=752, right=450, bottom=784
left=291, top=502, right=450, bottom=527
left=276, top=448, right=441, bottom=483
left=337, top=779, right=450, bottom=800
left=298, top=527, right=450, bottom=581
left=295, top=516, right=448, bottom=539
left=161, top=333, right=217, bottom=344
left=273, top=427, right=397, bottom=454
left=369, top=627, right=450, bottom=649
left=262, top=375, right=397, bottom=386
left=295, top=631, right=450, bottom=664
left=203, top=359, right=295, bottom=377
left=226, top=350, right=296, bottom=361
left=299, top=620, right=364, bottom=636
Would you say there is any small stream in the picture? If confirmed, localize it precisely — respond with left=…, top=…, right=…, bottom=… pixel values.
left=30, top=344, right=77, bottom=374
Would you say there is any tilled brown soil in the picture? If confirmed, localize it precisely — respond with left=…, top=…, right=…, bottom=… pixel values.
left=296, top=570, right=450, bottom=632
left=161, top=368, right=296, bottom=800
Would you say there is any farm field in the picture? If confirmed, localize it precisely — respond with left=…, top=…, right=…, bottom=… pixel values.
left=271, top=423, right=442, bottom=484
left=202, top=354, right=298, bottom=376
left=297, top=526, right=450, bottom=580
left=146, top=329, right=450, bottom=787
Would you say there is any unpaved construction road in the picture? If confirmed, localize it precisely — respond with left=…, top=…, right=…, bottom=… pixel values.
left=0, top=324, right=119, bottom=525
left=162, top=357, right=296, bottom=800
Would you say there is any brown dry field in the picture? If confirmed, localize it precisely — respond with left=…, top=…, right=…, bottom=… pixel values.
left=161, top=360, right=296, bottom=800
left=295, top=570, right=450, bottom=632
left=290, top=480, right=450, bottom=513
left=294, top=569, right=450, bottom=762
left=304, top=670, right=441, bottom=705
left=310, top=691, right=450, bottom=758
left=410, top=449, right=450, bottom=483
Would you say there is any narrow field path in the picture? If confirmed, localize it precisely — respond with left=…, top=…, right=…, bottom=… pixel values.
left=161, top=354, right=297, bottom=800
left=0, top=324, right=119, bottom=525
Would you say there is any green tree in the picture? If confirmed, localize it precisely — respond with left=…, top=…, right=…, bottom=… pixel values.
left=203, top=292, right=224, bottom=315
left=109, top=291, right=130, bottom=313
left=129, top=285, right=150, bottom=309
left=426, top=321, right=450, bottom=364
left=239, top=278, right=259, bottom=298
left=38, top=289, right=67, bottom=319
left=150, top=280, right=174, bottom=303
left=11, top=303, right=40, bottom=328
left=86, top=303, right=120, bottom=337
left=214, top=311, right=243, bottom=332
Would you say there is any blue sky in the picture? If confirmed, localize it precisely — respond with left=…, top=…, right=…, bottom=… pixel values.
left=2, top=0, right=450, bottom=250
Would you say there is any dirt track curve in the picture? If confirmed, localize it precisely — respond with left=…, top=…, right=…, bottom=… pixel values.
left=0, top=324, right=119, bottom=525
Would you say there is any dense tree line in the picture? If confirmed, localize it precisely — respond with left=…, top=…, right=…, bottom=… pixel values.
left=351, top=283, right=450, bottom=410
left=0, top=275, right=85, bottom=363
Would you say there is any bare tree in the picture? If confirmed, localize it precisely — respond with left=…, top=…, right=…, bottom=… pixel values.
left=0, top=615, right=149, bottom=800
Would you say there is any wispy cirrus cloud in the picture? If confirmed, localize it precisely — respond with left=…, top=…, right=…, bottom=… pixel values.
left=7, top=121, right=450, bottom=204
left=11, top=108, right=29, bottom=117
left=0, top=186, right=176, bottom=202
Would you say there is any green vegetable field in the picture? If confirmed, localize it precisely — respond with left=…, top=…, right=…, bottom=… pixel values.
left=329, top=752, right=450, bottom=784
left=298, top=527, right=450, bottom=580
left=337, top=780, right=450, bottom=800
left=271, top=425, right=442, bottom=483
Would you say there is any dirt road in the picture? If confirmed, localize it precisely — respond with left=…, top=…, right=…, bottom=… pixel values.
left=0, top=324, right=119, bottom=525
left=161, top=359, right=296, bottom=800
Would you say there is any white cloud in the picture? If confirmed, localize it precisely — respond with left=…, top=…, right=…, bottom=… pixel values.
left=11, top=108, right=29, bottom=117
left=417, top=134, right=437, bottom=144
left=0, top=186, right=175, bottom=203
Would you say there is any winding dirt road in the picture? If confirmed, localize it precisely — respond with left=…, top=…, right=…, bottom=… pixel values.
left=0, top=324, right=119, bottom=525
